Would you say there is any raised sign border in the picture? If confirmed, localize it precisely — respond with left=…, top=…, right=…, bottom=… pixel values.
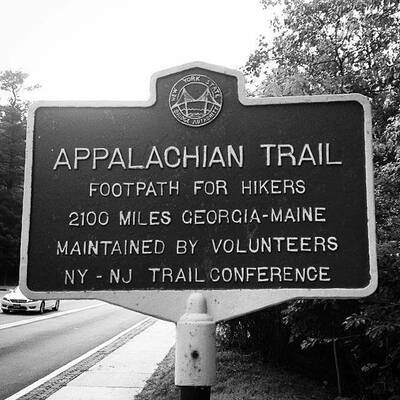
left=19, top=61, right=377, bottom=322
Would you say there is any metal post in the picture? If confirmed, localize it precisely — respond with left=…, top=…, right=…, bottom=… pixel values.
left=175, top=292, right=216, bottom=400
left=180, top=386, right=211, bottom=400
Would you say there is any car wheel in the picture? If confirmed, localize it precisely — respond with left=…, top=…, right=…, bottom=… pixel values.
left=39, top=301, right=45, bottom=314
left=2, top=309, right=10, bottom=314
left=52, top=300, right=60, bottom=311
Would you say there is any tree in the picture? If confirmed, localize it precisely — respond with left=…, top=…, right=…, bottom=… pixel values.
left=0, top=71, right=39, bottom=284
left=223, top=1, right=400, bottom=397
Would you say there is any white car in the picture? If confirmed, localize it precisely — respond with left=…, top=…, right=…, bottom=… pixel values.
left=1, top=287, right=60, bottom=314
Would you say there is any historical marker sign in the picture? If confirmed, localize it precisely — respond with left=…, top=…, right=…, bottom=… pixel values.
left=20, top=62, right=377, bottom=322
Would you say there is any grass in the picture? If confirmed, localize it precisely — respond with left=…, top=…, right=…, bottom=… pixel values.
left=136, top=346, right=336, bottom=400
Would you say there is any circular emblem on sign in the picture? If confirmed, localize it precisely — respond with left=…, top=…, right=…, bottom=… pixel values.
left=169, top=74, right=223, bottom=127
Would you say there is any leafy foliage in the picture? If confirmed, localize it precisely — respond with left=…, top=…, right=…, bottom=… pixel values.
left=218, top=307, right=290, bottom=361
left=219, top=1, right=400, bottom=398
left=0, top=71, right=38, bottom=284
left=0, top=190, right=22, bottom=284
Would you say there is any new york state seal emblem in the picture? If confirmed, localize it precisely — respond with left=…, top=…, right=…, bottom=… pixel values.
left=169, top=74, right=223, bottom=127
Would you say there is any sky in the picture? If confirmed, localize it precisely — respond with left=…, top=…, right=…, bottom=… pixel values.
left=0, top=0, right=272, bottom=102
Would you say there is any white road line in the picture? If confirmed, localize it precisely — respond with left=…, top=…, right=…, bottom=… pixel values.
left=0, top=303, right=104, bottom=331
left=4, top=316, right=153, bottom=400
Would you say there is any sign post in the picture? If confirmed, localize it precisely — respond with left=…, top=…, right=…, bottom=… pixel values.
left=20, top=62, right=377, bottom=397
left=176, top=293, right=215, bottom=399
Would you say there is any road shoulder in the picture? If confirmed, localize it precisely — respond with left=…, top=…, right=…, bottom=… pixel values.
left=7, top=318, right=175, bottom=400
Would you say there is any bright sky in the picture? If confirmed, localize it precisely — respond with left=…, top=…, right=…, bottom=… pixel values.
left=0, top=0, right=271, bottom=102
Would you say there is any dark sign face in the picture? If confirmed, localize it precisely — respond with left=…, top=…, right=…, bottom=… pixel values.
left=20, top=63, right=376, bottom=301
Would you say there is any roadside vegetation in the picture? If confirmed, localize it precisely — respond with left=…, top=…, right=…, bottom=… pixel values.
left=0, top=71, right=39, bottom=285
left=136, top=346, right=334, bottom=400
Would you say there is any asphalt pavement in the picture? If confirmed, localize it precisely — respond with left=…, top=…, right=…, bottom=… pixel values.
left=0, top=297, right=155, bottom=399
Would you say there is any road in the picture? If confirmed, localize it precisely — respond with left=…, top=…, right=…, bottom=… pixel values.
left=0, top=296, right=147, bottom=400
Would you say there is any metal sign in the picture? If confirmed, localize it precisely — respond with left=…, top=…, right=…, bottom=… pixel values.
left=19, top=62, right=377, bottom=322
